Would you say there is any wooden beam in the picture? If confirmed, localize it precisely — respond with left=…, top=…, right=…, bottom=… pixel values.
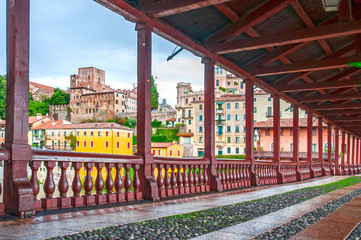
left=320, top=109, right=361, bottom=116
left=143, top=0, right=232, bottom=18
left=338, top=123, right=361, bottom=127
left=251, top=56, right=361, bottom=77
left=338, top=0, right=353, bottom=23
left=330, top=116, right=361, bottom=122
left=205, top=0, right=289, bottom=46
left=299, top=91, right=361, bottom=103
left=311, top=102, right=361, bottom=110
left=214, top=3, right=239, bottom=22
left=212, top=19, right=361, bottom=54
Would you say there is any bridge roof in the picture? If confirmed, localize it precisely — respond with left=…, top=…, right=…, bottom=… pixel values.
left=96, top=0, right=361, bottom=136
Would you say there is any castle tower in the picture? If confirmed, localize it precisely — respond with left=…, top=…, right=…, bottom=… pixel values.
left=176, top=82, right=192, bottom=105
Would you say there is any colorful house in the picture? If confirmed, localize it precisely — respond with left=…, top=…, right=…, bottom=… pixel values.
left=151, top=142, right=184, bottom=158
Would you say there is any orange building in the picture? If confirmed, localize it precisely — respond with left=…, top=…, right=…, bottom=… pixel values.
left=255, top=118, right=329, bottom=153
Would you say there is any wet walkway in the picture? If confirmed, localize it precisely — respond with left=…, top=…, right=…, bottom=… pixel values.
left=0, top=175, right=358, bottom=240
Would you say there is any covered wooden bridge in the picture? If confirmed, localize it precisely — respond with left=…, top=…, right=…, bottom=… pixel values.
left=1, top=0, right=361, bottom=217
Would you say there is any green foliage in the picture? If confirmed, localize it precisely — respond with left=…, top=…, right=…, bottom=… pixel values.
left=29, top=100, right=49, bottom=116
left=133, top=135, right=137, bottom=145
left=151, top=135, right=167, bottom=142
left=175, top=123, right=185, bottom=127
left=65, top=133, right=77, bottom=150
left=48, top=88, right=70, bottom=105
left=106, top=119, right=116, bottom=123
left=151, top=76, right=159, bottom=110
left=234, top=82, right=239, bottom=85
left=155, top=128, right=179, bottom=142
left=0, top=75, right=6, bottom=119
left=219, top=87, right=226, bottom=92
left=124, top=118, right=136, bottom=128
left=216, top=155, right=246, bottom=159
left=151, top=119, right=163, bottom=128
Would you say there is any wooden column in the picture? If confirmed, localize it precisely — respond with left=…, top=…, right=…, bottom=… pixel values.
left=136, top=23, right=159, bottom=201
left=273, top=95, right=283, bottom=183
left=318, top=118, right=323, bottom=163
left=307, top=112, right=315, bottom=177
left=203, top=57, right=221, bottom=192
left=352, top=136, right=355, bottom=173
left=327, top=124, right=332, bottom=164
left=334, top=128, right=340, bottom=175
left=359, top=138, right=361, bottom=173
left=341, top=131, right=346, bottom=174
left=347, top=133, right=351, bottom=174
left=3, top=0, right=35, bottom=217
left=245, top=79, right=258, bottom=186
left=356, top=138, right=359, bottom=174
left=293, top=106, right=302, bottom=180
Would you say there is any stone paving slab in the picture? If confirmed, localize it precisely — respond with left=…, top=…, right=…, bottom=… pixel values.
left=192, top=181, right=361, bottom=240
left=0, top=175, right=356, bottom=240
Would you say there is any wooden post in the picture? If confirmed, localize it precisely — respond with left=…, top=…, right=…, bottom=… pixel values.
left=334, top=128, right=340, bottom=175
left=318, top=118, right=323, bottom=163
left=341, top=131, right=346, bottom=175
left=356, top=138, right=359, bottom=174
left=136, top=23, right=159, bottom=201
left=3, top=0, right=35, bottom=217
left=245, top=79, right=258, bottom=186
left=203, top=57, right=221, bottom=192
left=347, top=133, right=351, bottom=174
left=352, top=136, right=355, bottom=173
left=293, top=105, right=302, bottom=180
left=307, top=112, right=315, bottom=177
left=327, top=124, right=332, bottom=164
left=273, top=95, right=283, bottom=183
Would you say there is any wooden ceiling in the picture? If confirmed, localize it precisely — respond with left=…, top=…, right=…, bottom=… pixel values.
left=96, top=0, right=361, bottom=136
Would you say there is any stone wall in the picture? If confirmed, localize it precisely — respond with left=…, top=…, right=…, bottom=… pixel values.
left=49, top=104, right=69, bottom=121
left=116, top=111, right=176, bottom=125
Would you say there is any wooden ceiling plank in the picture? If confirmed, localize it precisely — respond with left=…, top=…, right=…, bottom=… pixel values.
left=300, top=92, right=361, bottom=103
left=143, top=0, right=233, bottom=18
left=251, top=55, right=361, bottom=77
left=311, top=102, right=361, bottom=110
left=212, top=19, right=361, bottom=54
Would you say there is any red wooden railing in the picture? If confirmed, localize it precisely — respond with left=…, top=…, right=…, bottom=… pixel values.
left=280, top=162, right=297, bottom=183
left=255, top=161, right=278, bottom=185
left=217, top=160, right=251, bottom=190
left=298, top=162, right=312, bottom=180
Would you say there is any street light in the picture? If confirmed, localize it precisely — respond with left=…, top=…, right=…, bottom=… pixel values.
left=321, top=0, right=341, bottom=12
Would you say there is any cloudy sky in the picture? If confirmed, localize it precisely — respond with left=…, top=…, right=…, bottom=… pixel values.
left=0, top=0, right=205, bottom=106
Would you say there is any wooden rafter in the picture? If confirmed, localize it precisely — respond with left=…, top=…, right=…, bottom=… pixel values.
left=299, top=91, right=361, bottom=103
left=212, top=19, right=361, bottom=54
left=311, top=102, right=361, bottom=110
left=142, top=0, right=232, bottom=18
left=320, top=109, right=361, bottom=116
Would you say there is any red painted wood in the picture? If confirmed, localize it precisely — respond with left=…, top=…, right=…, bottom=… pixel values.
left=300, top=92, right=361, bottom=103
left=335, top=129, right=340, bottom=175
left=134, top=164, right=141, bottom=199
left=328, top=124, right=332, bottom=164
left=177, top=164, right=183, bottom=188
left=72, top=163, right=82, bottom=197
left=170, top=165, right=177, bottom=190
left=245, top=80, right=255, bottom=164
left=347, top=134, right=351, bottom=167
left=114, top=163, right=124, bottom=193
left=105, top=163, right=114, bottom=194
left=318, top=118, right=323, bottom=163
left=307, top=113, right=313, bottom=163
left=95, top=163, right=105, bottom=195
left=183, top=165, right=189, bottom=187
left=352, top=136, right=356, bottom=168
left=164, top=165, right=171, bottom=190
left=58, top=162, right=70, bottom=198
left=356, top=139, right=359, bottom=172
left=342, top=131, right=346, bottom=172
left=30, top=161, right=41, bottom=200
left=43, top=162, right=56, bottom=198
left=157, top=164, right=165, bottom=190
left=84, top=163, right=94, bottom=196
left=214, top=3, right=239, bottom=22
left=124, top=164, right=132, bottom=193
left=273, top=95, right=280, bottom=164
left=293, top=105, right=299, bottom=163
left=338, top=0, right=353, bottom=23
left=193, top=165, right=199, bottom=191
left=213, top=20, right=361, bottom=54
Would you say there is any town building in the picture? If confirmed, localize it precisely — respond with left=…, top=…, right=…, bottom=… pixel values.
left=151, top=142, right=183, bottom=158
left=29, top=81, right=55, bottom=101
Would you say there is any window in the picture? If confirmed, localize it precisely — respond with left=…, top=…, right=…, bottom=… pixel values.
left=290, top=143, right=293, bottom=152
left=128, top=133, right=131, bottom=138
left=240, top=82, right=244, bottom=89
left=235, top=114, right=239, bottom=121
left=83, top=141, right=87, bottom=148
left=193, top=97, right=195, bottom=102
left=254, top=107, right=257, bottom=113
left=188, top=110, right=191, bottom=117
left=312, top=143, right=317, bottom=152
left=227, top=126, right=231, bottom=132
left=188, top=120, right=191, bottom=125
left=227, top=81, right=230, bottom=86
left=1, top=133, right=3, bottom=138
left=152, top=149, right=156, bottom=155
left=57, top=141, right=60, bottom=150
left=98, top=131, right=101, bottom=137
left=199, top=115, right=203, bottom=121
left=235, top=126, right=240, bottom=132
left=52, top=141, right=54, bottom=150
left=312, top=129, right=317, bottom=136
left=216, top=79, right=219, bottom=86
left=178, top=150, right=181, bottom=157
left=117, top=132, right=120, bottom=137
left=235, top=103, right=239, bottom=109
left=268, top=96, right=272, bottom=102
left=227, top=137, right=231, bottom=143
left=236, top=137, right=239, bottom=143
left=290, top=129, right=293, bottom=136
left=158, top=150, right=161, bottom=155
left=84, top=131, right=87, bottom=137
left=52, top=131, right=54, bottom=137
left=243, top=102, right=246, bottom=109
left=76, top=132, right=79, bottom=137
left=227, top=147, right=231, bottom=154
left=106, top=131, right=109, bottom=137
left=105, top=141, right=109, bottom=148
left=267, top=107, right=272, bottom=116
left=227, top=114, right=231, bottom=120
left=170, top=150, right=173, bottom=156
left=64, top=141, right=66, bottom=150
left=91, top=141, right=94, bottom=148
left=236, top=148, right=239, bottom=154
left=199, top=104, right=203, bottom=110
left=116, top=142, right=120, bottom=148
left=76, top=141, right=80, bottom=148
left=91, top=131, right=94, bottom=137
left=64, top=132, right=66, bottom=137
left=244, top=114, right=246, bottom=120
left=127, top=142, right=130, bottom=149
left=254, top=97, right=257, bottom=102
left=290, top=107, right=293, bottom=112
left=199, top=137, right=203, bottom=143
left=199, top=126, right=203, bottom=132
left=266, top=129, right=271, bottom=136
left=185, top=99, right=188, bottom=103
left=227, top=103, right=231, bottom=109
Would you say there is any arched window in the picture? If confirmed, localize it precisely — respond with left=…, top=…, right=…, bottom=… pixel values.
left=216, top=79, right=220, bottom=86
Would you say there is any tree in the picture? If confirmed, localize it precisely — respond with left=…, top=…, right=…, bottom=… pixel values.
left=48, top=88, right=70, bottom=105
left=151, top=75, right=159, bottom=110
left=65, top=133, right=77, bottom=150
left=124, top=118, right=136, bottom=128
left=29, top=100, right=49, bottom=116
left=0, top=75, right=6, bottom=119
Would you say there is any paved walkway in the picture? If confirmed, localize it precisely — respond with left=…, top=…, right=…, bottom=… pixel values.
left=0, top=175, right=358, bottom=240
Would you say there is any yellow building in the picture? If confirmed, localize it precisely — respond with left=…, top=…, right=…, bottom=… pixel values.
left=151, top=142, right=184, bottom=158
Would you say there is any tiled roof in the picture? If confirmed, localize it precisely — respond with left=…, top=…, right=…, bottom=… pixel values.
left=216, top=94, right=245, bottom=101
left=32, top=120, right=64, bottom=130
left=33, top=121, right=134, bottom=131
left=28, top=116, right=49, bottom=124
left=29, top=81, right=55, bottom=92
left=177, top=132, right=194, bottom=137
left=151, top=142, right=174, bottom=148
left=254, top=118, right=319, bottom=128
left=167, top=118, right=176, bottom=121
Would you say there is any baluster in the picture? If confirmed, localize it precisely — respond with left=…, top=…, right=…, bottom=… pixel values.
left=0, top=161, right=2, bottom=214
left=246, top=166, right=250, bottom=186
left=82, top=163, right=95, bottom=206
left=194, top=165, right=199, bottom=192
left=177, top=164, right=184, bottom=195
left=189, top=165, right=194, bottom=193
left=134, top=164, right=141, bottom=200
left=171, top=165, right=177, bottom=189
left=164, top=165, right=172, bottom=196
left=58, top=162, right=71, bottom=209
left=204, top=166, right=209, bottom=191
left=105, top=163, right=116, bottom=203
left=71, top=162, right=84, bottom=207
left=30, top=161, right=41, bottom=210
left=234, top=165, right=239, bottom=188
left=229, top=165, right=234, bottom=188
left=157, top=164, right=165, bottom=197
left=95, top=163, right=106, bottom=205
left=199, top=165, right=204, bottom=192
left=220, top=164, right=225, bottom=187
left=183, top=164, right=189, bottom=194
left=42, top=161, right=57, bottom=210
left=114, top=163, right=124, bottom=202
left=124, top=164, right=134, bottom=201
left=240, top=166, right=244, bottom=187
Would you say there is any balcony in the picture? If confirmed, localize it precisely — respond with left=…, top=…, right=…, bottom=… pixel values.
left=216, top=108, right=224, bottom=114
left=265, top=111, right=273, bottom=117
left=216, top=119, right=225, bottom=125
